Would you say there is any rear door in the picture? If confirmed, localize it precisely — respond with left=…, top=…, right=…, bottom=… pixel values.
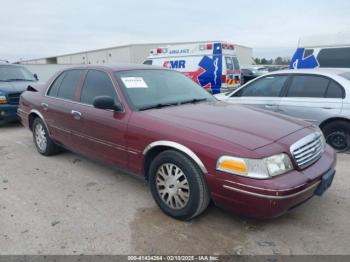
left=278, top=74, right=344, bottom=124
left=45, top=69, right=85, bottom=147
left=224, top=56, right=241, bottom=89
left=227, top=74, right=289, bottom=112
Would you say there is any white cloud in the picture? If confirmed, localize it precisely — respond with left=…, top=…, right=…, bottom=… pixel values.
left=1, top=0, right=349, bottom=62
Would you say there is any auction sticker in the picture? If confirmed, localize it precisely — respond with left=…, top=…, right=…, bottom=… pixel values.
left=121, top=77, right=148, bottom=88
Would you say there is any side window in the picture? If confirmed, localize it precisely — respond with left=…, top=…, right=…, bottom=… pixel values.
left=326, top=81, right=344, bottom=98
left=56, top=70, right=83, bottom=100
left=317, top=47, right=350, bottom=68
left=80, top=70, right=117, bottom=105
left=238, top=75, right=288, bottom=97
left=47, top=72, right=66, bottom=97
left=304, top=49, right=314, bottom=58
left=287, top=75, right=329, bottom=98
left=143, top=60, right=153, bottom=65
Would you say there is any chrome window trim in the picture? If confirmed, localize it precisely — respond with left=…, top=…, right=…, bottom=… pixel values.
left=143, top=141, right=208, bottom=174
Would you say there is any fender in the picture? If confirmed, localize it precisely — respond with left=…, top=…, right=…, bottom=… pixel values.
left=29, top=109, right=50, bottom=132
left=143, top=140, right=208, bottom=174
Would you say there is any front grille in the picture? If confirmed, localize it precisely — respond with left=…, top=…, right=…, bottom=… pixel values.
left=7, top=93, right=21, bottom=105
left=290, top=132, right=324, bottom=169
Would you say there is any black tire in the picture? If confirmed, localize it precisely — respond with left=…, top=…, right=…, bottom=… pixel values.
left=32, top=118, right=60, bottom=156
left=322, top=120, right=350, bottom=152
left=149, top=150, right=210, bottom=220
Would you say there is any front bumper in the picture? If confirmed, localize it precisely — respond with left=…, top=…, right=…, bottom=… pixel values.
left=0, top=104, right=19, bottom=124
left=211, top=145, right=336, bottom=218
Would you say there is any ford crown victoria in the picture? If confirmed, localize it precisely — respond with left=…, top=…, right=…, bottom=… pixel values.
left=18, top=65, right=336, bottom=220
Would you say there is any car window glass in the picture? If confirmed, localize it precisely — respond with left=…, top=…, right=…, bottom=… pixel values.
left=287, top=75, right=329, bottom=98
left=143, top=60, right=153, bottom=65
left=239, top=75, right=288, bottom=97
left=232, top=57, right=240, bottom=70
left=317, top=47, right=350, bottom=68
left=47, top=72, right=66, bottom=97
left=81, top=70, right=117, bottom=105
left=225, top=57, right=233, bottom=70
left=57, top=70, right=83, bottom=100
left=304, top=49, right=314, bottom=58
left=326, top=81, right=344, bottom=98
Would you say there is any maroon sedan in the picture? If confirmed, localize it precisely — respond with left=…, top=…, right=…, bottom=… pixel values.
left=18, top=65, right=336, bottom=220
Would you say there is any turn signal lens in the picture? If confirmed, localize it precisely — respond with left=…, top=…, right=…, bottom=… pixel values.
left=217, top=157, right=248, bottom=175
left=0, top=96, right=7, bottom=104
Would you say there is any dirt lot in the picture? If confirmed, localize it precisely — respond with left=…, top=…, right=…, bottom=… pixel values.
left=0, top=123, right=350, bottom=255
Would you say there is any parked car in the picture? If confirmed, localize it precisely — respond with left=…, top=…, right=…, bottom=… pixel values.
left=18, top=65, right=336, bottom=220
left=215, top=69, right=350, bottom=151
left=0, top=64, right=37, bottom=125
left=241, top=67, right=268, bottom=84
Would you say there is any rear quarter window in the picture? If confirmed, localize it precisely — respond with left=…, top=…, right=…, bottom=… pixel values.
left=325, top=81, right=345, bottom=99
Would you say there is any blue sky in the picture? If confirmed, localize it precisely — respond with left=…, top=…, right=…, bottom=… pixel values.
left=1, top=0, right=349, bottom=62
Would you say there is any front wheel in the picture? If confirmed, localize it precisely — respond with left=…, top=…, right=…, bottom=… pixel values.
left=322, top=120, right=350, bottom=152
left=149, top=150, right=210, bottom=220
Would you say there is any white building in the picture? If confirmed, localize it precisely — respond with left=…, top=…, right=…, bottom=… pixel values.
left=18, top=41, right=253, bottom=66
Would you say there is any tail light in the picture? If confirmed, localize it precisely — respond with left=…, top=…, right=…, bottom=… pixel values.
left=207, top=44, right=213, bottom=50
left=157, top=48, right=162, bottom=54
left=221, top=75, right=226, bottom=83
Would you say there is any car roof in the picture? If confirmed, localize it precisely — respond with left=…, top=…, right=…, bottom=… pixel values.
left=58, top=63, right=164, bottom=72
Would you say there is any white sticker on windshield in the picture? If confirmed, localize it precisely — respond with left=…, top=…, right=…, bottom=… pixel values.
left=121, top=77, right=148, bottom=88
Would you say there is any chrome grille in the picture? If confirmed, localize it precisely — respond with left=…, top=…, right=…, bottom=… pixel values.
left=290, top=132, right=324, bottom=169
left=7, top=93, right=21, bottom=105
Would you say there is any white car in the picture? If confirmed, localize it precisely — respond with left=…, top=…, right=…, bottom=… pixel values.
left=215, top=68, right=350, bottom=151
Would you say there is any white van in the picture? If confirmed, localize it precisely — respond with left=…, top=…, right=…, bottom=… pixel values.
left=290, top=33, right=350, bottom=69
left=143, top=42, right=241, bottom=94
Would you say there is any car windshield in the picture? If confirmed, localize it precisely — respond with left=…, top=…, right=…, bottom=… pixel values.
left=115, top=69, right=214, bottom=111
left=0, top=65, right=36, bottom=82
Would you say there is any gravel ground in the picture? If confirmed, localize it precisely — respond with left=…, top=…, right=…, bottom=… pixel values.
left=0, top=123, right=349, bottom=255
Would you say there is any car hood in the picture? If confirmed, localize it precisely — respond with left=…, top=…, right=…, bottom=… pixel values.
left=0, top=81, right=32, bottom=94
left=143, top=101, right=311, bottom=151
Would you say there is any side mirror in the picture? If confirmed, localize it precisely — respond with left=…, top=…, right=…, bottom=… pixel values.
left=33, top=73, right=39, bottom=81
left=93, top=96, right=123, bottom=111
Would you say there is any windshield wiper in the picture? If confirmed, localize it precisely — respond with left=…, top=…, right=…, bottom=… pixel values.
left=4, top=78, right=34, bottom=82
left=138, top=102, right=178, bottom=111
left=179, top=98, right=208, bottom=105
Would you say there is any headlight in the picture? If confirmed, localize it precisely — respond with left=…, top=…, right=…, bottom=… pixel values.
left=0, top=95, right=7, bottom=104
left=217, top=153, right=293, bottom=179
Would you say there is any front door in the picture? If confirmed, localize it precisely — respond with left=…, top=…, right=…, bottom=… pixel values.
left=227, top=74, right=289, bottom=112
left=71, top=69, right=129, bottom=168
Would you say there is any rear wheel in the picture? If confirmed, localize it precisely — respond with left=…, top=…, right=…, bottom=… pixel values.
left=32, top=118, right=60, bottom=156
left=149, top=150, right=210, bottom=220
left=322, top=120, right=350, bottom=152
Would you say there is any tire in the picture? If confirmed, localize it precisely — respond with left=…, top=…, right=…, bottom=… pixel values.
left=322, top=120, right=350, bottom=152
left=32, top=118, right=60, bottom=156
left=149, top=150, right=210, bottom=220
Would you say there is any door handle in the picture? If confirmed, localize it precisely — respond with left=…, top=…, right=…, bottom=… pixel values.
left=41, top=103, right=49, bottom=111
left=71, top=110, right=82, bottom=120
left=321, top=107, right=332, bottom=110
left=264, top=104, right=275, bottom=108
